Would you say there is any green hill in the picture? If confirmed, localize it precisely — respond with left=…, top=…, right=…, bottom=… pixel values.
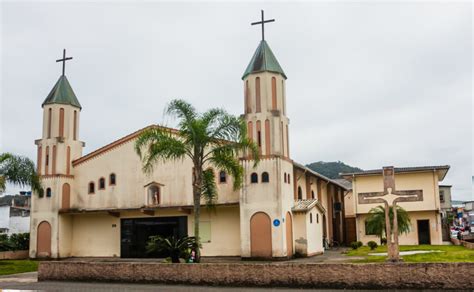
left=306, top=161, right=363, bottom=179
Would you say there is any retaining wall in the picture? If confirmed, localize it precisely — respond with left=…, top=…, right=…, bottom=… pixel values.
left=38, top=261, right=474, bottom=289
left=0, top=250, right=29, bottom=260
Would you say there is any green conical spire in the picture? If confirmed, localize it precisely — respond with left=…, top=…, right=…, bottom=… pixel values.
left=42, top=75, right=81, bottom=109
left=242, top=40, right=286, bottom=80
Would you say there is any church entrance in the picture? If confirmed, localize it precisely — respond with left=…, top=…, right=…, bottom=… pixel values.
left=120, top=216, right=187, bottom=258
left=417, top=219, right=431, bottom=245
left=250, top=212, right=272, bottom=258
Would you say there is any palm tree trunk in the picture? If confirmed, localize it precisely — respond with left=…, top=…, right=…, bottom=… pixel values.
left=192, top=165, right=202, bottom=263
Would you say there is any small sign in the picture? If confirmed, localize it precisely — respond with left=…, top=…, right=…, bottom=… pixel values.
left=273, top=219, right=280, bottom=227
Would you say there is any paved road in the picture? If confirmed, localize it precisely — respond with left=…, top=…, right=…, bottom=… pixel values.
left=0, top=272, right=343, bottom=291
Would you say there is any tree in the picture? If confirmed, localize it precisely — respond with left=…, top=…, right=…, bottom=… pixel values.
left=135, top=99, right=258, bottom=262
left=146, top=235, right=199, bottom=263
left=0, top=153, right=41, bottom=194
left=365, top=205, right=411, bottom=244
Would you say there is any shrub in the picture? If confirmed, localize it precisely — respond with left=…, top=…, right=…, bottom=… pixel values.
left=357, top=241, right=363, bottom=248
left=0, top=234, right=12, bottom=252
left=350, top=241, right=359, bottom=250
left=146, top=235, right=199, bottom=263
left=10, top=233, right=29, bottom=251
left=367, top=241, right=378, bottom=250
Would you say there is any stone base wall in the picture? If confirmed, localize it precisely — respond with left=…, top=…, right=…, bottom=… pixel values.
left=38, top=261, right=474, bottom=289
left=0, top=250, right=29, bottom=260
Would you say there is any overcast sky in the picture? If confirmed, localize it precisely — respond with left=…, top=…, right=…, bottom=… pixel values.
left=1, top=1, right=472, bottom=200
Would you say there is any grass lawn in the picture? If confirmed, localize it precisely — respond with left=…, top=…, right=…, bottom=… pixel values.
left=0, top=260, right=38, bottom=276
left=346, top=244, right=474, bottom=263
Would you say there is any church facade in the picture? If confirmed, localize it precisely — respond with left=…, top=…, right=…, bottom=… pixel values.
left=29, top=37, right=350, bottom=259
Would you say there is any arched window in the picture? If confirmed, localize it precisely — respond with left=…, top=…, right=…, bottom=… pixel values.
left=287, top=173, right=291, bottom=184
left=261, top=172, right=269, bottom=183
left=47, top=108, right=52, bottom=138
left=251, top=173, right=258, bottom=183
left=59, top=108, right=65, bottom=137
left=264, top=119, right=270, bottom=155
left=219, top=171, right=227, bottom=184
left=37, top=146, right=42, bottom=175
left=310, top=213, right=313, bottom=224
left=46, top=188, right=52, bottom=198
left=66, top=146, right=71, bottom=175
left=148, top=185, right=160, bottom=205
left=284, top=172, right=287, bottom=183
left=255, top=77, right=261, bottom=112
left=245, top=80, right=251, bottom=113
left=311, top=190, right=315, bottom=199
left=316, top=213, right=319, bottom=223
left=88, top=182, right=95, bottom=194
left=45, top=146, right=50, bottom=175
left=73, top=110, right=77, bottom=140
left=99, top=177, right=105, bottom=190
left=52, top=145, right=57, bottom=175
left=110, top=173, right=116, bottom=185
left=297, top=186, right=302, bottom=200
left=271, top=77, right=277, bottom=110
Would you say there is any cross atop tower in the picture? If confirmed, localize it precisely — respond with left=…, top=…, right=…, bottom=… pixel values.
left=56, top=49, right=73, bottom=76
left=251, top=10, right=275, bottom=41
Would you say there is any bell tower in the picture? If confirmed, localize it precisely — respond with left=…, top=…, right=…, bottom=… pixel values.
left=240, top=11, right=295, bottom=260
left=30, top=49, right=84, bottom=258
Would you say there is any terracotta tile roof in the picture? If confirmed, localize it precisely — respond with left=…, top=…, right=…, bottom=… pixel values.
left=293, top=162, right=350, bottom=190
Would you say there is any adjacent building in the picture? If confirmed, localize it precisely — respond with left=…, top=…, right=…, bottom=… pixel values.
left=342, top=166, right=449, bottom=245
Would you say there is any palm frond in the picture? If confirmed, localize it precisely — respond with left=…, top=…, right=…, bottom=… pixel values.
left=201, top=168, right=217, bottom=208
left=134, top=127, right=188, bottom=173
left=0, top=153, right=41, bottom=193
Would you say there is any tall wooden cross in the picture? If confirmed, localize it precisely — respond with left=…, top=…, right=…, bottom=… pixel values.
left=358, top=166, right=423, bottom=261
left=56, top=49, right=73, bottom=76
left=251, top=10, right=275, bottom=41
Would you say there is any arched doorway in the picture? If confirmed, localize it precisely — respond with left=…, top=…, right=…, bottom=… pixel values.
left=37, top=221, right=51, bottom=257
left=62, top=183, right=70, bottom=209
left=286, top=212, right=293, bottom=257
left=250, top=212, right=272, bottom=258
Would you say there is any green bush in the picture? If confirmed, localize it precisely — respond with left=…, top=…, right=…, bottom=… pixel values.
left=367, top=241, right=378, bottom=250
left=357, top=241, right=363, bottom=248
left=146, top=235, right=199, bottom=263
left=9, top=233, right=29, bottom=251
left=350, top=241, right=359, bottom=250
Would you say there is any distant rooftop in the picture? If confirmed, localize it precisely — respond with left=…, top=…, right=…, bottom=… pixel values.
left=340, top=165, right=450, bottom=181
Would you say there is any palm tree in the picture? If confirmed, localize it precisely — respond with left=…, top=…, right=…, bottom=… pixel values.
left=146, top=235, right=199, bottom=263
left=365, top=205, right=411, bottom=244
left=135, top=99, right=258, bottom=262
left=0, top=153, right=41, bottom=194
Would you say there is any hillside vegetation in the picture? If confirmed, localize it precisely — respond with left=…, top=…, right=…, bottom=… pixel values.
left=306, top=161, right=363, bottom=179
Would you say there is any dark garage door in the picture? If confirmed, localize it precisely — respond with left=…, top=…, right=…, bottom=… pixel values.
left=121, top=216, right=187, bottom=258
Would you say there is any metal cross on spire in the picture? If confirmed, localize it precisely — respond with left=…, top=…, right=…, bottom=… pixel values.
left=56, top=49, right=73, bottom=76
left=251, top=10, right=275, bottom=41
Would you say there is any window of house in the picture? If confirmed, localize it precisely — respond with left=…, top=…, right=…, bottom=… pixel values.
left=287, top=174, right=291, bottom=184
left=251, top=173, right=258, bottom=183
left=284, top=172, right=287, bottom=183
left=99, top=178, right=105, bottom=190
left=297, top=186, right=302, bottom=200
left=46, top=188, right=52, bottom=198
left=316, top=213, right=319, bottom=223
left=440, top=190, right=445, bottom=203
left=88, top=182, right=95, bottom=194
left=261, top=172, right=269, bottom=183
left=219, top=171, right=227, bottom=184
left=200, top=221, right=211, bottom=243
left=110, top=173, right=116, bottom=185
left=310, top=213, right=313, bottom=224
left=365, top=221, right=377, bottom=235
left=311, top=190, right=315, bottom=199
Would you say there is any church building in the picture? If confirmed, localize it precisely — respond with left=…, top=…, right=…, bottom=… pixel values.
left=29, top=16, right=350, bottom=259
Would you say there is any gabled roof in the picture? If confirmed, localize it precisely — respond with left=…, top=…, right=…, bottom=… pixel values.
left=42, top=75, right=81, bottom=109
left=340, top=165, right=450, bottom=181
left=242, top=40, right=286, bottom=80
left=292, top=199, right=326, bottom=214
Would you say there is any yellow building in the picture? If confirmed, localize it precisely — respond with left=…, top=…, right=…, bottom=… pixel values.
left=29, top=36, right=349, bottom=259
left=342, top=166, right=450, bottom=245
